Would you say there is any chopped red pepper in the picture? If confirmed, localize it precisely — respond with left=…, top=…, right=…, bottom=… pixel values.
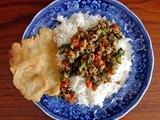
left=103, top=39, right=109, bottom=47
left=71, top=33, right=78, bottom=40
left=77, top=41, right=83, bottom=48
left=92, top=84, right=97, bottom=91
left=112, top=24, right=119, bottom=28
left=108, top=69, right=116, bottom=75
left=71, top=34, right=79, bottom=47
left=95, top=55, right=101, bottom=61
left=72, top=39, right=79, bottom=47
left=95, top=55, right=103, bottom=65
left=60, top=81, right=70, bottom=88
left=112, top=24, right=121, bottom=33
left=67, top=93, right=74, bottom=103
left=62, top=59, right=70, bottom=68
left=86, top=79, right=92, bottom=89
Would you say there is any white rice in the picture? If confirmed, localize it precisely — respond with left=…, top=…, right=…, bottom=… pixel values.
left=53, top=13, right=132, bottom=107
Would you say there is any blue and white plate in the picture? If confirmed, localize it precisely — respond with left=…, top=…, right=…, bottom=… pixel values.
left=23, top=0, right=154, bottom=119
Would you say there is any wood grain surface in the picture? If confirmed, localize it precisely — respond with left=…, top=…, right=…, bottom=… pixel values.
left=0, top=0, right=159, bottom=120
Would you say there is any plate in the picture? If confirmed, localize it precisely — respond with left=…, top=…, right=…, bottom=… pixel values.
left=23, top=0, right=154, bottom=119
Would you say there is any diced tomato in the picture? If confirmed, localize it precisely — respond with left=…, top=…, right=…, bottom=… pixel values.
left=71, top=34, right=79, bottom=46
left=62, top=59, right=70, bottom=68
left=67, top=93, right=74, bottom=103
left=86, top=79, right=92, bottom=89
left=103, top=39, right=109, bottom=47
left=60, top=81, right=70, bottom=88
left=112, top=24, right=121, bottom=33
left=92, top=84, right=97, bottom=91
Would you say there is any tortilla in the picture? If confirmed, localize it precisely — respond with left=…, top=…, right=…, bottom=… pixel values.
left=9, top=28, right=61, bottom=101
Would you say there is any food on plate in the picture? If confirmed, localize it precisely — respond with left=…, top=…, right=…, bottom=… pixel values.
left=54, top=13, right=132, bottom=106
left=9, top=28, right=61, bottom=101
left=9, top=13, right=132, bottom=107
left=58, top=19, right=126, bottom=102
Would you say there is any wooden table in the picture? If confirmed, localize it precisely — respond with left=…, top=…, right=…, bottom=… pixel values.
left=0, top=0, right=159, bottom=120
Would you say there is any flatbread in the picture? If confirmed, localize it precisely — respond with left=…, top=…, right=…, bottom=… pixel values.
left=9, top=28, right=61, bottom=101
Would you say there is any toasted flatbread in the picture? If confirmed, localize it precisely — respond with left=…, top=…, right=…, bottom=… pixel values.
left=9, top=28, right=60, bottom=101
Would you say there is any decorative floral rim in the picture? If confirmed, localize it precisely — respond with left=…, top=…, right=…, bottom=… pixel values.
left=22, top=0, right=154, bottom=119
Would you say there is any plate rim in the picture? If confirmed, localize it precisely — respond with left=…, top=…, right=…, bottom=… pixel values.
left=22, top=0, right=154, bottom=119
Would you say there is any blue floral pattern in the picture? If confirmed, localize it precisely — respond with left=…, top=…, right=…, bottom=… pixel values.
left=23, top=0, right=154, bottom=119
